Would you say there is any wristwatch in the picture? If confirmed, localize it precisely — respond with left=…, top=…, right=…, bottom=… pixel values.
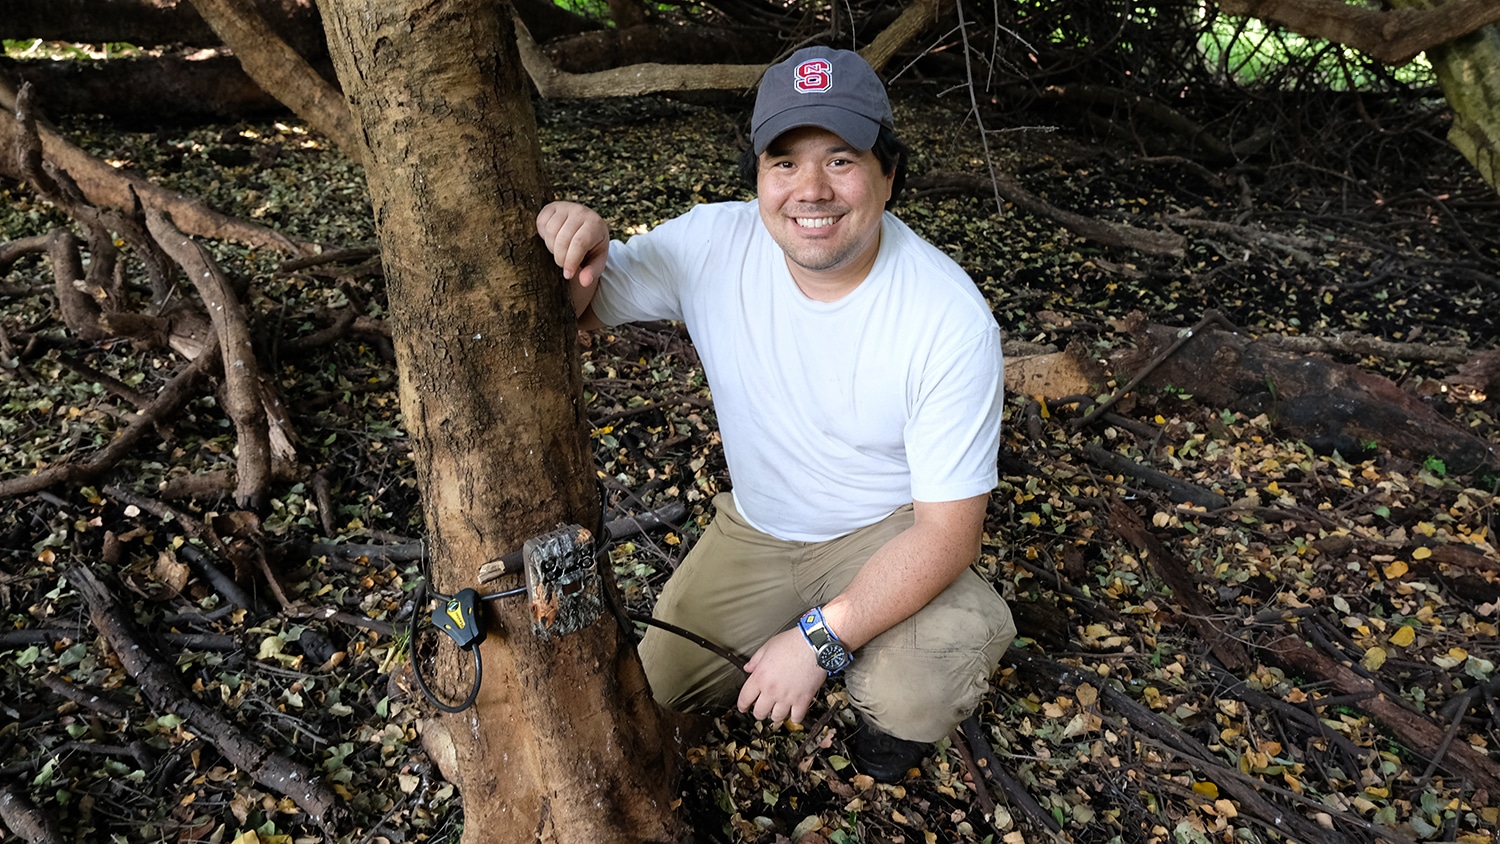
left=798, top=606, right=852, bottom=676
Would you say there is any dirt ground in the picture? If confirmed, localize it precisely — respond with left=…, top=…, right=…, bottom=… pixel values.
left=2, top=85, right=1499, bottom=843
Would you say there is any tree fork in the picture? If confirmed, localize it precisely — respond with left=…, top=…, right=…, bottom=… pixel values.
left=317, top=1, right=686, bottom=841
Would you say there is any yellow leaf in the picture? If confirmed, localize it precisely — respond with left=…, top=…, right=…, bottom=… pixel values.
left=1214, top=799, right=1238, bottom=818
left=1362, top=647, right=1388, bottom=671
left=1192, top=781, right=1219, bottom=799
left=1076, top=682, right=1098, bottom=707
left=1382, top=560, right=1408, bottom=579
left=1390, top=626, right=1416, bottom=647
left=1412, top=546, right=1432, bottom=559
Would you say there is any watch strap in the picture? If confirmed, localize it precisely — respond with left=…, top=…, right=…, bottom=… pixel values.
left=798, top=606, right=852, bottom=675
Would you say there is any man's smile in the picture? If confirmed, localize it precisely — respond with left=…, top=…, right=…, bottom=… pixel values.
left=794, top=216, right=841, bottom=229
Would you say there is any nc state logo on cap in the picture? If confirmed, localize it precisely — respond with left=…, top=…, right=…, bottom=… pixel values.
left=794, top=59, right=832, bottom=93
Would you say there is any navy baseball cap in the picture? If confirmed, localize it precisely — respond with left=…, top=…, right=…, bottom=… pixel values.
left=751, top=46, right=894, bottom=155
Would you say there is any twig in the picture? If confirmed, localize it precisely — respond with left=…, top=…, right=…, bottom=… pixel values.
left=959, top=715, right=1061, bottom=834
left=39, top=674, right=127, bottom=718
left=947, top=723, right=997, bottom=822
left=276, top=245, right=380, bottom=274
left=953, top=2, right=1004, bottom=219
left=789, top=698, right=848, bottom=769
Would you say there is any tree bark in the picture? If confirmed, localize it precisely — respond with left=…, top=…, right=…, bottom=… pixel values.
left=1390, top=0, right=1500, bottom=194
left=1216, top=0, right=1500, bottom=65
left=317, top=1, right=686, bottom=842
left=186, top=0, right=360, bottom=162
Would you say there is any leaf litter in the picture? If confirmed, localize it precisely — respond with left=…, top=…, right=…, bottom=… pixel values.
left=0, top=90, right=1497, bottom=843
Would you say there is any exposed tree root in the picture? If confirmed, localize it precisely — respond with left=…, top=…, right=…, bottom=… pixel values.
left=0, top=75, right=308, bottom=254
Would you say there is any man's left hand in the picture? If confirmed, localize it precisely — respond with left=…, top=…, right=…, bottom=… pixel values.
left=736, top=627, right=827, bottom=725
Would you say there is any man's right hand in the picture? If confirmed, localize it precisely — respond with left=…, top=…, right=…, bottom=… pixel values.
left=537, top=201, right=610, bottom=289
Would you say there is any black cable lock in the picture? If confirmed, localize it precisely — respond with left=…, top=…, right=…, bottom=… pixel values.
left=433, top=588, right=485, bottom=648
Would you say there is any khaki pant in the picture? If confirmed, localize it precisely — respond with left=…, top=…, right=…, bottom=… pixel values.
left=639, top=492, right=1016, bottom=742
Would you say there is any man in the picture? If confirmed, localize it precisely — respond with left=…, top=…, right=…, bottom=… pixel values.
left=536, top=46, right=1015, bottom=782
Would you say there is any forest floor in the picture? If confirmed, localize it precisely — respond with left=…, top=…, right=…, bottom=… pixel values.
left=2, top=82, right=1500, bottom=844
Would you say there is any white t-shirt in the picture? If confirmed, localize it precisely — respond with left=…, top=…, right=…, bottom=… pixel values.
left=592, top=200, right=1003, bottom=542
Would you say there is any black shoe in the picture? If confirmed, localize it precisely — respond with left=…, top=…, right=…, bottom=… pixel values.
left=849, top=722, right=929, bottom=783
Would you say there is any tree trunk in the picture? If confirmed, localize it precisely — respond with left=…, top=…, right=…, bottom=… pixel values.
left=186, top=0, right=360, bottom=162
left=1390, top=0, right=1500, bottom=193
left=1113, top=316, right=1498, bottom=474
left=1, top=0, right=327, bottom=55
left=316, top=2, right=686, bottom=842
left=1, top=55, right=292, bottom=119
left=1, top=0, right=597, bottom=54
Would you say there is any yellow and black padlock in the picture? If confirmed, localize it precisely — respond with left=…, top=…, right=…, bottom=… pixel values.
left=431, top=587, right=485, bottom=648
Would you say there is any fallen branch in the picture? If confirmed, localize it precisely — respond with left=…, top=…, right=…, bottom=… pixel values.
left=959, top=715, right=1061, bottom=835
left=1263, top=331, right=1477, bottom=366
left=1085, top=446, right=1230, bottom=510
left=1162, top=213, right=1322, bottom=262
left=1107, top=495, right=1252, bottom=672
left=1074, top=310, right=1237, bottom=430
left=1111, top=313, right=1499, bottom=473
left=1262, top=624, right=1500, bottom=797
left=906, top=171, right=1187, bottom=256
left=0, top=780, right=63, bottom=844
left=70, top=565, right=342, bottom=830
left=146, top=209, right=276, bottom=510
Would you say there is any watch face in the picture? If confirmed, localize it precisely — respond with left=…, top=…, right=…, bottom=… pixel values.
left=817, top=642, right=852, bottom=673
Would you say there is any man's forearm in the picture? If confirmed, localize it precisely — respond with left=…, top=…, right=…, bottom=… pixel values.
left=818, top=494, right=987, bottom=652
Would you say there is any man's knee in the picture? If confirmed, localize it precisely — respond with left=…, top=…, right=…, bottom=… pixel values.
left=847, top=582, right=1015, bottom=741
